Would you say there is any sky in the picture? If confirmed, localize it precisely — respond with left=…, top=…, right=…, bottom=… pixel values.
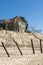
left=0, top=0, right=43, bottom=33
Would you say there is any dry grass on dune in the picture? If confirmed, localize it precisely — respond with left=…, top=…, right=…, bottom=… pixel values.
left=0, top=30, right=43, bottom=65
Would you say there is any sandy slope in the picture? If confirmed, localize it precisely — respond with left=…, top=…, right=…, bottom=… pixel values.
left=0, top=30, right=43, bottom=65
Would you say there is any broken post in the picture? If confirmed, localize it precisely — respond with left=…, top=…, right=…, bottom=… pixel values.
left=40, top=39, right=42, bottom=53
left=10, top=37, right=23, bottom=55
left=1, top=42, right=10, bottom=57
left=31, top=39, right=35, bottom=54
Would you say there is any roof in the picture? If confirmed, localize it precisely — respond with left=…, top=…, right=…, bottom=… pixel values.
left=1, top=16, right=28, bottom=25
left=13, top=16, right=28, bottom=24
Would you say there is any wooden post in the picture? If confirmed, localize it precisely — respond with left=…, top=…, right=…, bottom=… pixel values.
left=31, top=39, right=35, bottom=54
left=15, top=41, right=23, bottom=55
left=40, top=39, right=42, bottom=53
left=10, top=37, right=23, bottom=55
left=1, top=42, right=10, bottom=57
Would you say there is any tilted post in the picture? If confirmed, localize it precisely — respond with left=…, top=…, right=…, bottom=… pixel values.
left=1, top=42, right=10, bottom=57
left=10, top=37, right=23, bottom=55
left=40, top=39, right=42, bottom=53
left=31, top=39, right=35, bottom=54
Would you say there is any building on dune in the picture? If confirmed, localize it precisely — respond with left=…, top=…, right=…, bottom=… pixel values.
left=0, top=16, right=28, bottom=32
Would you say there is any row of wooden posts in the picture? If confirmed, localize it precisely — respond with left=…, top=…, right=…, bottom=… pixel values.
left=1, top=39, right=43, bottom=57
left=31, top=39, right=42, bottom=54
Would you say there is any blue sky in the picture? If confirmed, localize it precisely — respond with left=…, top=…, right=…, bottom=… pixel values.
left=0, top=0, right=43, bottom=32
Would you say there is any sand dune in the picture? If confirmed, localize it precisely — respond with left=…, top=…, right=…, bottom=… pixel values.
left=0, top=30, right=43, bottom=65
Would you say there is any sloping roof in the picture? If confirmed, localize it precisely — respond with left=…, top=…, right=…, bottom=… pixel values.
left=3, top=19, right=12, bottom=24
left=1, top=16, right=28, bottom=25
left=13, top=16, right=28, bottom=24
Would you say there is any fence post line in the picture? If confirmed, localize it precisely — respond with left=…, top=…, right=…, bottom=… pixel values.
left=40, top=39, right=42, bottom=53
left=1, top=42, right=10, bottom=57
left=31, top=39, right=35, bottom=54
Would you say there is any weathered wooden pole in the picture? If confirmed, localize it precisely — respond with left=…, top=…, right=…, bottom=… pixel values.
left=40, top=39, right=42, bottom=53
left=1, top=42, right=10, bottom=57
left=10, top=37, right=23, bottom=55
left=15, top=41, right=23, bottom=55
left=31, top=39, right=35, bottom=54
